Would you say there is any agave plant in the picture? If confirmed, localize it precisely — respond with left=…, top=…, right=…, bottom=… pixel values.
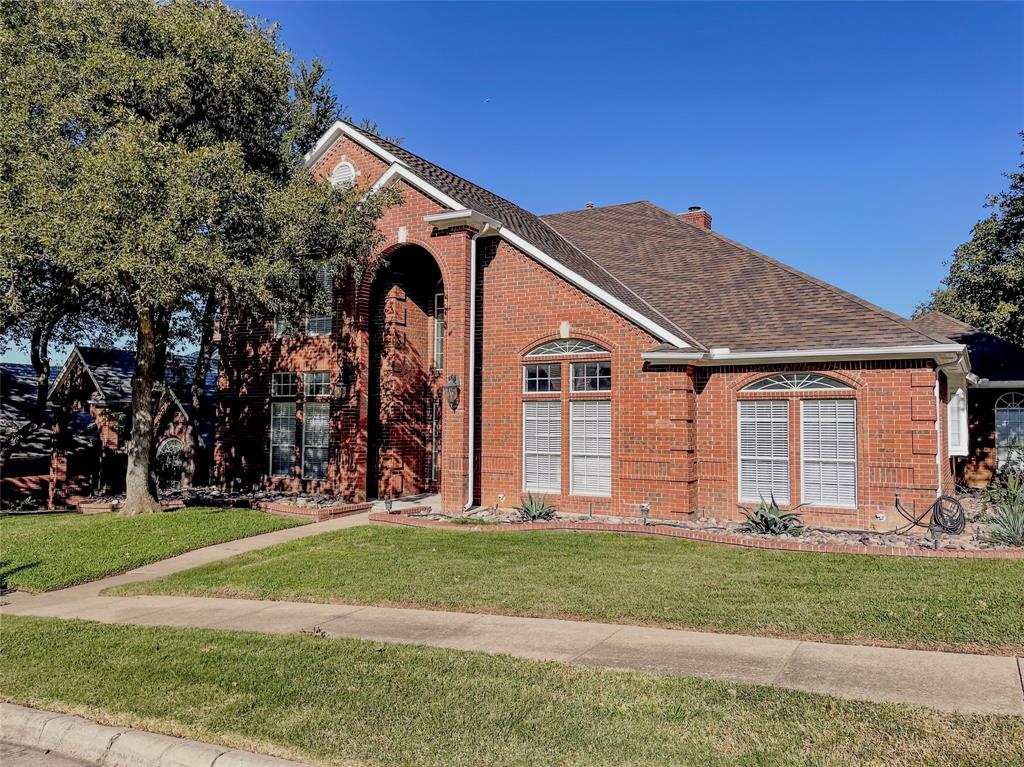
left=738, top=495, right=805, bottom=536
left=516, top=493, right=556, bottom=522
left=984, top=470, right=1024, bottom=547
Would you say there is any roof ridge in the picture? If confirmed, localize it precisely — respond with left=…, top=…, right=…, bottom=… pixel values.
left=914, top=309, right=978, bottom=333
left=640, top=202, right=954, bottom=348
left=540, top=200, right=651, bottom=219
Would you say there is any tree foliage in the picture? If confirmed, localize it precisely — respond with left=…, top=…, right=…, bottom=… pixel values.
left=0, top=0, right=398, bottom=511
left=919, top=134, right=1024, bottom=346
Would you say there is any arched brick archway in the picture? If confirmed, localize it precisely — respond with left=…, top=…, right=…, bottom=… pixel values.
left=366, top=244, right=445, bottom=499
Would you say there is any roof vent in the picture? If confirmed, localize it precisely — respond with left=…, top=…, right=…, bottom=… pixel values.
left=585, top=202, right=594, bottom=209
left=679, top=205, right=712, bottom=230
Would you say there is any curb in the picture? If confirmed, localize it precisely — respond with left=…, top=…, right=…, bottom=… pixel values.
left=0, top=703, right=309, bottom=767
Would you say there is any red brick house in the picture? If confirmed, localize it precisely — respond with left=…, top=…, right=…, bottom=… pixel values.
left=212, top=121, right=979, bottom=529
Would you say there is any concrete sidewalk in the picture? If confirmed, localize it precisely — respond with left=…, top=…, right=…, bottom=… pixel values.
left=5, top=587, right=1022, bottom=715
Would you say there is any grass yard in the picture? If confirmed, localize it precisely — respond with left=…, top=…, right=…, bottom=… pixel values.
left=1, top=617, right=1021, bottom=767
left=0, top=507, right=302, bottom=592
left=112, top=526, right=1024, bottom=655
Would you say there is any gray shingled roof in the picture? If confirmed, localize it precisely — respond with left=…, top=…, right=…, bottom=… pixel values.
left=343, top=123, right=953, bottom=354
left=911, top=311, right=1024, bottom=382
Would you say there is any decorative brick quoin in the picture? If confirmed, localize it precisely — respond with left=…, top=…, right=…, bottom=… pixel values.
left=187, top=122, right=1021, bottom=528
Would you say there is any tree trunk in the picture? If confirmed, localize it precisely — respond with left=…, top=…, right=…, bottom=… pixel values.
left=121, top=304, right=163, bottom=515
left=181, top=291, right=218, bottom=488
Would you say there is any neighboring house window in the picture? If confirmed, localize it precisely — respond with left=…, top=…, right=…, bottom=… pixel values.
left=947, top=386, right=969, bottom=457
left=272, top=372, right=297, bottom=398
left=304, top=370, right=330, bottom=397
left=524, top=363, right=561, bottom=393
left=801, top=399, right=857, bottom=507
left=329, top=161, right=356, bottom=187
left=270, top=402, right=296, bottom=477
left=302, top=402, right=330, bottom=480
left=526, top=339, right=608, bottom=357
left=995, top=392, right=1024, bottom=470
left=571, top=361, right=611, bottom=392
left=570, top=400, right=611, bottom=496
left=738, top=400, right=790, bottom=504
left=742, top=373, right=850, bottom=392
left=432, top=289, right=444, bottom=369
left=306, top=263, right=333, bottom=336
left=523, top=400, right=561, bottom=493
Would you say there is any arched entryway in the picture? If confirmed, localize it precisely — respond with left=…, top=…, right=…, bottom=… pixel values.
left=367, top=245, right=445, bottom=499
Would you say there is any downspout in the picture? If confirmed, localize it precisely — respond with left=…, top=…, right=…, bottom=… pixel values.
left=465, top=224, right=497, bottom=510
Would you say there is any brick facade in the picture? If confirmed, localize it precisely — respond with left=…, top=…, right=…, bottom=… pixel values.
left=214, top=131, right=952, bottom=529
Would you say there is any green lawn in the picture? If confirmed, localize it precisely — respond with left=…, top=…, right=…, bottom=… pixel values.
left=0, top=507, right=303, bottom=592
left=112, top=526, right=1024, bottom=655
left=1, top=617, right=1020, bottom=767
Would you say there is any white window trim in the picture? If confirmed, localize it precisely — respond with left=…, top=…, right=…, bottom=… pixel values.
left=569, top=400, right=612, bottom=497
left=432, top=290, right=444, bottom=370
left=301, top=401, right=330, bottom=480
left=522, top=401, right=561, bottom=494
left=569, top=360, right=612, bottom=393
left=272, top=372, right=297, bottom=398
left=522, top=363, right=561, bottom=394
left=995, top=391, right=1024, bottom=470
left=303, top=370, right=330, bottom=398
left=800, top=399, right=858, bottom=508
left=737, top=399, right=791, bottom=504
left=269, top=402, right=296, bottom=478
left=947, top=386, right=969, bottom=457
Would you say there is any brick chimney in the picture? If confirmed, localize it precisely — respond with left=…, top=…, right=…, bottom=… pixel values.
left=679, top=205, right=712, bottom=230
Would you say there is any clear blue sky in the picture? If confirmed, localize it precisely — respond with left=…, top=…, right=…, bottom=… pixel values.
left=4, top=2, right=1021, bottom=366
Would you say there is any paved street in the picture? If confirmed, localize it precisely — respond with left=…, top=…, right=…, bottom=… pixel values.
left=1, top=741, right=90, bottom=766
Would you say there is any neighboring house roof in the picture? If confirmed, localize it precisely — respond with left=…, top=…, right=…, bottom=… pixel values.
left=1, top=363, right=92, bottom=464
left=315, top=122, right=956, bottom=358
left=911, top=311, right=1024, bottom=383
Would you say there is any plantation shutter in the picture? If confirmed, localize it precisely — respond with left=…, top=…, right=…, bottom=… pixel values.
left=801, top=399, right=857, bottom=506
left=738, top=400, right=790, bottom=504
left=570, top=400, right=611, bottom=496
left=270, top=402, right=296, bottom=477
left=523, top=401, right=561, bottom=493
left=302, top=402, right=330, bottom=480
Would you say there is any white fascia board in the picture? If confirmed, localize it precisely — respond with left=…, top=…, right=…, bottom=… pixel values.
left=970, top=379, right=1024, bottom=389
left=372, top=164, right=465, bottom=211
left=643, top=343, right=967, bottom=366
left=498, top=228, right=692, bottom=349
left=303, top=121, right=405, bottom=170
left=423, top=209, right=501, bottom=232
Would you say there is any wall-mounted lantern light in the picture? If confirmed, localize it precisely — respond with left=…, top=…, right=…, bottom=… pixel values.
left=443, top=374, right=461, bottom=411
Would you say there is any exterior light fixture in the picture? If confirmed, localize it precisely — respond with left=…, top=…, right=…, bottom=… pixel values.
left=443, top=374, right=461, bottom=411
left=333, top=370, right=354, bottom=401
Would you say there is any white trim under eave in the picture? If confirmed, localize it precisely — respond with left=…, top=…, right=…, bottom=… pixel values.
left=424, top=209, right=501, bottom=232
left=373, top=164, right=466, bottom=212
left=303, top=121, right=405, bottom=170
left=968, top=377, right=1024, bottom=389
left=642, top=344, right=967, bottom=365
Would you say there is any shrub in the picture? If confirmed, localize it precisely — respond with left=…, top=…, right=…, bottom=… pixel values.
left=984, top=470, right=1024, bottom=547
left=738, top=495, right=805, bottom=536
left=516, top=493, right=556, bottom=522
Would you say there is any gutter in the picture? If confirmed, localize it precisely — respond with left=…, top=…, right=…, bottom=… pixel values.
left=642, top=344, right=968, bottom=366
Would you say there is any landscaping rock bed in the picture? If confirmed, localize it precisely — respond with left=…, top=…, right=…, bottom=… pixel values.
left=401, top=506, right=1020, bottom=554
left=75, top=488, right=371, bottom=520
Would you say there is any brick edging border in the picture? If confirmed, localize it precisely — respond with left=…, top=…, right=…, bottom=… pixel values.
left=368, top=511, right=1024, bottom=559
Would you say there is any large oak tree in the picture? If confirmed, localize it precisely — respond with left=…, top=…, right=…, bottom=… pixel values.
left=1, top=0, right=396, bottom=513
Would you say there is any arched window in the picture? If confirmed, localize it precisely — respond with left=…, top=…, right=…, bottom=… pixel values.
left=742, top=373, right=851, bottom=392
left=329, top=161, right=356, bottom=187
left=526, top=339, right=608, bottom=357
left=995, top=392, right=1024, bottom=470
left=155, top=438, right=184, bottom=489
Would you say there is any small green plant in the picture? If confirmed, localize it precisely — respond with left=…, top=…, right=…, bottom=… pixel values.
left=738, top=495, right=804, bottom=536
left=984, top=470, right=1024, bottom=547
left=516, top=493, right=556, bottom=522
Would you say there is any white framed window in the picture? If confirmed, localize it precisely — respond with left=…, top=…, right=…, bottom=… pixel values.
left=947, top=386, right=969, bottom=457
left=738, top=400, right=790, bottom=504
left=329, top=161, right=356, bottom=187
left=526, top=339, right=608, bottom=357
left=302, top=402, right=330, bottom=480
left=801, top=399, right=857, bottom=507
left=523, top=401, right=561, bottom=493
left=304, top=370, right=330, bottom=397
left=996, top=392, right=1024, bottom=470
left=571, top=361, right=611, bottom=392
left=306, top=263, right=333, bottom=336
left=743, top=374, right=850, bottom=392
left=570, top=400, right=611, bottom=496
left=524, top=363, right=561, bottom=393
left=432, top=290, right=444, bottom=369
left=272, top=318, right=293, bottom=338
left=272, top=372, right=297, bottom=398
left=270, top=402, right=296, bottom=477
